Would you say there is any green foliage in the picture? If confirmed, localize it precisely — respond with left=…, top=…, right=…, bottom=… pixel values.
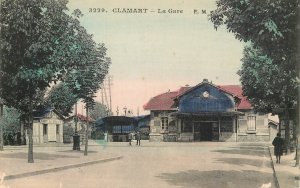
left=89, top=101, right=109, bottom=120
left=64, top=42, right=111, bottom=109
left=210, top=1, right=298, bottom=153
left=0, top=0, right=110, bottom=160
left=238, top=44, right=297, bottom=113
left=45, top=83, right=79, bottom=117
left=0, top=106, right=22, bottom=145
left=0, top=0, right=69, bottom=112
left=210, top=0, right=299, bottom=113
left=210, top=0, right=298, bottom=59
left=0, top=106, right=21, bottom=134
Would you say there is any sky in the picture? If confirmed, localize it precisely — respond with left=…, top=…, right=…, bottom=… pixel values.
left=67, top=0, right=245, bottom=116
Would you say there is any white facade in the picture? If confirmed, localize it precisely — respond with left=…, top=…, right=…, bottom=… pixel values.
left=28, top=110, right=64, bottom=144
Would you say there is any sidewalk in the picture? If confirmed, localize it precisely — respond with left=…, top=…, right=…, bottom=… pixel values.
left=269, top=146, right=300, bottom=188
left=0, top=140, right=122, bottom=181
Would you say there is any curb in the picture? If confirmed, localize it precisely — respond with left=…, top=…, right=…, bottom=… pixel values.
left=268, top=146, right=280, bottom=188
left=4, top=156, right=123, bottom=180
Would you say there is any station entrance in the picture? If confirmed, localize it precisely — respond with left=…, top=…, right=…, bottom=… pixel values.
left=193, top=122, right=213, bottom=141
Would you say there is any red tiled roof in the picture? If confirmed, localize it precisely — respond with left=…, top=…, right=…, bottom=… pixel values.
left=218, top=85, right=252, bottom=109
left=77, top=113, right=94, bottom=122
left=143, top=91, right=178, bottom=110
left=218, top=85, right=243, bottom=97
left=143, top=85, right=252, bottom=111
left=177, top=86, right=191, bottom=96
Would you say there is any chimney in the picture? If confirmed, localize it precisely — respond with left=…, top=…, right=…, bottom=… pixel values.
left=203, top=78, right=208, bottom=83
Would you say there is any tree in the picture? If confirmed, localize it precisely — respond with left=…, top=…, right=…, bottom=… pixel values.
left=238, top=45, right=297, bottom=111
left=238, top=44, right=297, bottom=153
left=45, top=83, right=78, bottom=117
left=49, top=9, right=110, bottom=153
left=210, top=0, right=298, bottom=60
left=0, top=0, right=109, bottom=162
left=0, top=100, right=3, bottom=150
left=210, top=0, right=299, bottom=155
left=65, top=43, right=110, bottom=155
left=0, top=106, right=22, bottom=145
left=89, top=101, right=109, bottom=120
left=0, top=0, right=69, bottom=162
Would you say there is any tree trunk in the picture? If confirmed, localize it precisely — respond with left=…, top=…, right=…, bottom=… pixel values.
left=278, top=114, right=282, bottom=134
left=297, top=11, right=300, bottom=167
left=294, top=107, right=299, bottom=163
left=0, top=104, right=3, bottom=151
left=285, top=106, right=291, bottom=155
left=296, top=137, right=299, bottom=166
left=20, top=120, right=25, bottom=145
left=28, top=99, right=34, bottom=163
left=84, top=106, right=89, bottom=156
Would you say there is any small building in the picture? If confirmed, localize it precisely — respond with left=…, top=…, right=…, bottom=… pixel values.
left=29, top=108, right=64, bottom=144
left=135, top=115, right=151, bottom=140
left=144, top=79, right=275, bottom=142
left=268, top=119, right=279, bottom=141
left=101, top=116, right=137, bottom=142
left=64, top=113, right=94, bottom=143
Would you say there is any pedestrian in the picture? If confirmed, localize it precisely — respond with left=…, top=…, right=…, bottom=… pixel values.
left=136, top=131, right=141, bottom=146
left=272, top=133, right=284, bottom=163
left=128, top=132, right=133, bottom=146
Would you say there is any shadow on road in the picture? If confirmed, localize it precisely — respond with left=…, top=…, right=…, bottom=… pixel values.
left=0, top=152, right=80, bottom=160
left=215, top=158, right=271, bottom=168
left=157, top=170, right=275, bottom=188
left=212, top=147, right=268, bottom=157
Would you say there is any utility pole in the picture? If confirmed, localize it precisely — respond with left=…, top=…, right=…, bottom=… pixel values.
left=101, top=76, right=113, bottom=116
left=108, top=76, right=112, bottom=115
left=103, top=81, right=109, bottom=113
left=123, top=106, right=127, bottom=116
left=116, top=106, right=119, bottom=116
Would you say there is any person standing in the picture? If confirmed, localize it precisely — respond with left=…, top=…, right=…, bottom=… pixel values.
left=272, top=133, right=284, bottom=163
left=128, top=132, right=133, bottom=146
left=136, top=131, right=141, bottom=146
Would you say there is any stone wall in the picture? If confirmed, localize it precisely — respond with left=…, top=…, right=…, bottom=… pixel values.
left=163, top=134, right=178, bottom=142
left=237, top=134, right=270, bottom=142
left=149, top=133, right=163, bottom=142
left=219, top=132, right=236, bottom=142
left=178, top=133, right=193, bottom=142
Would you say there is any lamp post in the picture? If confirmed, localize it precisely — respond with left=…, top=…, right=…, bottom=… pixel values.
left=84, top=104, right=89, bottom=156
left=73, top=102, right=80, bottom=150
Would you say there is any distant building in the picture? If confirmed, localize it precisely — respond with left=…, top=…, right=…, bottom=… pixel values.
left=64, top=114, right=95, bottom=143
left=99, top=116, right=137, bottom=142
left=268, top=119, right=280, bottom=141
left=28, top=108, right=64, bottom=144
left=144, top=79, right=277, bottom=142
left=135, top=115, right=150, bottom=140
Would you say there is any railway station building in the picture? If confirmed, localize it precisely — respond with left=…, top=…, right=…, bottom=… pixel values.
left=143, top=79, right=277, bottom=142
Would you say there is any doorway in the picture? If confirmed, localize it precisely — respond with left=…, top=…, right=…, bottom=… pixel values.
left=194, top=122, right=213, bottom=141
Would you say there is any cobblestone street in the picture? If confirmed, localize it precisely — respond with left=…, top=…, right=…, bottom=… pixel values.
left=2, top=142, right=275, bottom=188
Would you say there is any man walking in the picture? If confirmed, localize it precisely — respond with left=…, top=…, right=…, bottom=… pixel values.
left=272, top=133, right=284, bottom=163
left=128, top=132, right=133, bottom=146
left=136, top=131, right=141, bottom=146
